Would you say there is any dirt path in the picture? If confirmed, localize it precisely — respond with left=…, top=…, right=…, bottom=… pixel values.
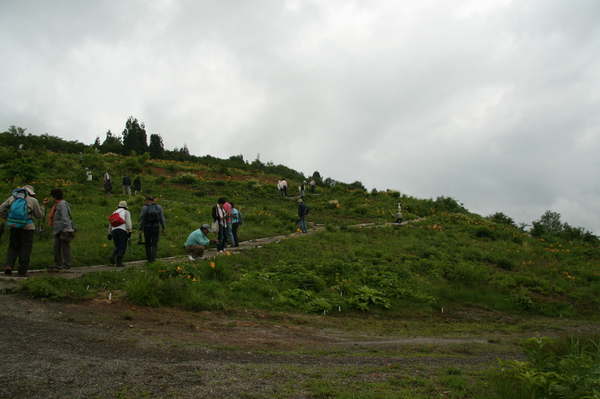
left=0, top=219, right=411, bottom=290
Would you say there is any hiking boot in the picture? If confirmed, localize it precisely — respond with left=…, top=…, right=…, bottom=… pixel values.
left=116, top=255, right=124, bottom=267
left=4, top=266, right=12, bottom=275
left=109, top=249, right=117, bottom=265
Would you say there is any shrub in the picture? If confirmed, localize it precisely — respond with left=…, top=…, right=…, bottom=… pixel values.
left=494, top=333, right=600, bottom=398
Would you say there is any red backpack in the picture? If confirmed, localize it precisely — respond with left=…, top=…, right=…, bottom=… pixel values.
left=109, top=210, right=125, bottom=227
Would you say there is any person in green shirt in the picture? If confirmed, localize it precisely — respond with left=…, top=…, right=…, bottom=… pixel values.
left=184, top=224, right=217, bottom=260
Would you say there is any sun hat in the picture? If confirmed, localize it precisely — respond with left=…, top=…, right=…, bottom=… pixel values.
left=118, top=201, right=128, bottom=209
left=145, top=195, right=154, bottom=201
left=23, top=185, right=36, bottom=196
left=201, top=224, right=211, bottom=230
left=298, top=199, right=303, bottom=203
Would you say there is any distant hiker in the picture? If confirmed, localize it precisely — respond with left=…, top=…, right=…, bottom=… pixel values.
left=211, top=197, right=228, bottom=253
left=184, top=224, right=217, bottom=260
left=108, top=200, right=132, bottom=267
left=395, top=201, right=403, bottom=224
left=0, top=185, right=49, bottom=277
left=103, top=170, right=112, bottom=195
left=281, top=178, right=288, bottom=197
left=310, top=179, right=316, bottom=193
left=122, top=174, right=132, bottom=196
left=230, top=202, right=242, bottom=247
left=297, top=199, right=309, bottom=233
left=277, top=180, right=284, bottom=197
left=78, top=152, right=83, bottom=165
left=300, top=181, right=306, bottom=197
left=133, top=176, right=141, bottom=195
left=48, top=188, right=75, bottom=270
left=223, top=200, right=236, bottom=247
left=139, top=196, right=166, bottom=263
left=85, top=169, right=92, bottom=181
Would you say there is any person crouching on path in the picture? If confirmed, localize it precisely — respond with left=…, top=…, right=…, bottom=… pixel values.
left=139, top=196, right=166, bottom=263
left=108, top=200, right=132, bottom=267
left=0, top=185, right=48, bottom=276
left=184, top=224, right=217, bottom=260
left=48, top=188, right=75, bottom=270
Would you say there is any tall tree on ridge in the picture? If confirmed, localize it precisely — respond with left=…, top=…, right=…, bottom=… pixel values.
left=122, top=116, right=148, bottom=155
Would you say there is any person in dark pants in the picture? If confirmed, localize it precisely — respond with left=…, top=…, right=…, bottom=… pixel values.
left=138, top=195, right=166, bottom=263
left=0, top=185, right=48, bottom=276
left=297, top=199, right=309, bottom=233
left=230, top=202, right=241, bottom=247
left=48, top=188, right=75, bottom=270
left=211, top=197, right=228, bottom=253
left=108, top=200, right=132, bottom=267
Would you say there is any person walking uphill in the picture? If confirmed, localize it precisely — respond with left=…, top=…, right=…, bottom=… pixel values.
left=48, top=188, right=75, bottom=270
left=230, top=202, right=242, bottom=247
left=139, top=196, right=166, bottom=263
left=212, top=197, right=228, bottom=253
left=297, top=199, right=309, bottom=233
left=108, top=200, right=133, bottom=267
left=122, top=174, right=132, bottom=196
left=0, top=185, right=48, bottom=276
left=184, top=224, right=217, bottom=260
left=103, top=170, right=112, bottom=195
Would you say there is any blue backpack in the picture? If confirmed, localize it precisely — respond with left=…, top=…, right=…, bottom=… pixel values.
left=7, top=188, right=32, bottom=228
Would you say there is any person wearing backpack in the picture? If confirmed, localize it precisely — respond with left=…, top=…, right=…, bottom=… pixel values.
left=139, top=195, right=166, bottom=263
left=211, top=197, right=228, bottom=253
left=122, top=174, right=132, bottom=196
left=48, top=188, right=75, bottom=270
left=107, top=200, right=132, bottom=267
left=230, top=202, right=242, bottom=247
left=0, top=185, right=49, bottom=276
left=297, top=199, right=309, bottom=233
left=103, top=170, right=112, bottom=195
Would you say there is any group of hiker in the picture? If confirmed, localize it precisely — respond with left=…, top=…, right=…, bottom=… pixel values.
left=0, top=172, right=327, bottom=276
left=277, top=178, right=316, bottom=198
left=107, top=195, right=166, bottom=267
left=0, top=184, right=251, bottom=275
left=102, top=170, right=142, bottom=196
left=0, top=185, right=169, bottom=275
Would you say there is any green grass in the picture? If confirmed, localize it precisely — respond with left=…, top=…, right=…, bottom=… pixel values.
left=3, top=149, right=600, bottom=398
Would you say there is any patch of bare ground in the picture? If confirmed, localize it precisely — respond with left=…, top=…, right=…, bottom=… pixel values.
left=4, top=292, right=576, bottom=399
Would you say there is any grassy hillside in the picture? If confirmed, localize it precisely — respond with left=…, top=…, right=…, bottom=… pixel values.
left=0, top=149, right=598, bottom=321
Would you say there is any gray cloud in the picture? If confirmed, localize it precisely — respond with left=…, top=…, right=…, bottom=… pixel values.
left=1, top=0, right=599, bottom=232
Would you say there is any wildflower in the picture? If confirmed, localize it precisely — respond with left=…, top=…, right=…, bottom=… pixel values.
left=210, top=262, right=215, bottom=268
left=226, top=252, right=231, bottom=256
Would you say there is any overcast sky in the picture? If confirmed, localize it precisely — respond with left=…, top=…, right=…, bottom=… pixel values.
left=1, top=0, right=599, bottom=233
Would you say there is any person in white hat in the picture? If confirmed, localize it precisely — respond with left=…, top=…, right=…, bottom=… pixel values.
left=0, top=185, right=49, bottom=276
left=107, top=200, right=132, bottom=267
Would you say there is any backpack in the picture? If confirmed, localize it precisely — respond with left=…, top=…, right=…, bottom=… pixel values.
left=237, top=210, right=243, bottom=225
left=6, top=188, right=32, bottom=228
left=108, top=210, right=126, bottom=227
left=146, top=203, right=160, bottom=222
